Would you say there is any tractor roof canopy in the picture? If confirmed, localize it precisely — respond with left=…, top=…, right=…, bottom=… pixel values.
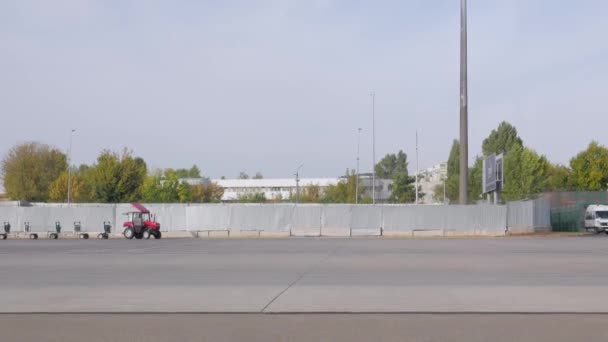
left=130, top=202, right=150, bottom=214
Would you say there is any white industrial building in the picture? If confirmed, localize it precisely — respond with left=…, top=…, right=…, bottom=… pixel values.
left=182, top=175, right=393, bottom=202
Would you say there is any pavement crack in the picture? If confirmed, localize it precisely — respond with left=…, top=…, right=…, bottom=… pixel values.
left=261, top=243, right=343, bottom=313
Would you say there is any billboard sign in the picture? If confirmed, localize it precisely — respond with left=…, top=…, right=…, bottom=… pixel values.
left=482, top=154, right=497, bottom=194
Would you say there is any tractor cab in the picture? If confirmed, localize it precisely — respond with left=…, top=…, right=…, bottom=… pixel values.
left=122, top=203, right=162, bottom=240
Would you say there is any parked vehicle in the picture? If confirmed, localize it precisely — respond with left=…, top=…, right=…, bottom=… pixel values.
left=122, top=203, right=162, bottom=240
left=584, top=205, right=608, bottom=234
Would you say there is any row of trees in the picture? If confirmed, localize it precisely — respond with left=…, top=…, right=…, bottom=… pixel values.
left=1, top=143, right=224, bottom=203
left=438, top=121, right=608, bottom=203
left=1, top=141, right=421, bottom=204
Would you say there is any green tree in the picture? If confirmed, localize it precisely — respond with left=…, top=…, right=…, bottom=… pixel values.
left=569, top=141, right=608, bottom=191
left=375, top=150, right=408, bottom=179
left=445, top=140, right=460, bottom=202
left=191, top=182, right=224, bottom=203
left=290, top=184, right=323, bottom=203
left=188, top=165, right=201, bottom=178
left=89, top=149, right=147, bottom=203
left=238, top=192, right=266, bottom=203
left=322, top=170, right=362, bottom=203
left=546, top=164, right=572, bottom=192
left=481, top=121, right=523, bottom=156
left=469, top=157, right=483, bottom=202
left=1, top=142, right=67, bottom=201
left=389, top=173, right=415, bottom=203
left=501, top=144, right=549, bottom=201
left=253, top=172, right=264, bottom=179
left=238, top=172, right=249, bottom=179
left=375, top=151, right=415, bottom=203
left=48, top=171, right=92, bottom=203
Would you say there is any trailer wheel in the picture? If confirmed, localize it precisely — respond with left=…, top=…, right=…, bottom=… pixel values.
left=79, top=233, right=89, bottom=239
left=154, top=231, right=162, bottom=239
left=123, top=227, right=135, bottom=240
left=49, top=233, right=58, bottom=240
left=0, top=234, right=6, bottom=240
left=29, top=233, right=38, bottom=240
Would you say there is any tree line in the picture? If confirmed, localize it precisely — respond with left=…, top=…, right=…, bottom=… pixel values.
left=1, top=142, right=419, bottom=204
left=438, top=121, right=608, bottom=203
left=1, top=144, right=224, bottom=203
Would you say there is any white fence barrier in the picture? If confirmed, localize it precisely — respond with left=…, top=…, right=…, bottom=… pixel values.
left=0, top=202, right=542, bottom=237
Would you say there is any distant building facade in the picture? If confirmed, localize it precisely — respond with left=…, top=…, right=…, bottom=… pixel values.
left=181, top=175, right=393, bottom=202
left=417, top=163, right=448, bottom=204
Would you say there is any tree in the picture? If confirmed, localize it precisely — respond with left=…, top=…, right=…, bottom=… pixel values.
left=445, top=140, right=460, bottom=202
left=501, top=144, right=549, bottom=201
left=569, top=141, right=608, bottom=191
left=191, top=181, right=224, bottom=203
left=290, top=184, right=323, bottom=203
left=322, top=170, right=362, bottom=203
left=238, top=192, right=266, bottom=203
left=48, top=171, right=92, bottom=202
left=375, top=150, right=408, bottom=179
left=189, top=165, right=201, bottom=178
left=546, top=164, right=572, bottom=192
left=469, top=157, right=483, bottom=201
left=389, top=173, right=415, bottom=203
left=482, top=121, right=523, bottom=156
left=253, top=172, right=264, bottom=179
left=1, top=142, right=67, bottom=201
left=89, top=149, right=147, bottom=203
left=375, top=151, right=415, bottom=203
left=238, top=172, right=249, bottom=179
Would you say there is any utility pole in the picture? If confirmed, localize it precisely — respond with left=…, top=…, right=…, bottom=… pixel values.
left=370, top=91, right=376, bottom=204
left=67, top=129, right=76, bottom=205
left=294, top=164, right=303, bottom=204
left=415, top=130, right=419, bottom=204
left=356, top=128, right=362, bottom=204
left=459, top=0, right=469, bottom=205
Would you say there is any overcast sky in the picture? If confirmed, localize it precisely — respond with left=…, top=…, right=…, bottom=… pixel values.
left=1, top=0, right=607, bottom=179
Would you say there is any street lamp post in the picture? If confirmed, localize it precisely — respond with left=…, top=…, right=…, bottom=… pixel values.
left=294, top=164, right=303, bottom=204
left=67, top=129, right=76, bottom=205
left=459, top=0, right=469, bottom=204
left=415, top=130, right=419, bottom=204
left=370, top=91, right=376, bottom=204
left=356, top=128, right=362, bottom=204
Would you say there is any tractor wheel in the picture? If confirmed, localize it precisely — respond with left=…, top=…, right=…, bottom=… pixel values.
left=142, top=230, right=151, bottom=240
left=154, top=231, right=162, bottom=240
left=135, top=233, right=144, bottom=240
left=123, top=227, right=135, bottom=240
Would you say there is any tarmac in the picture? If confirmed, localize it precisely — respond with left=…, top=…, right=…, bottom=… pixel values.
left=2, top=236, right=608, bottom=340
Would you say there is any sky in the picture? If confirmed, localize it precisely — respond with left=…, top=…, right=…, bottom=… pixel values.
left=1, top=0, right=607, bottom=179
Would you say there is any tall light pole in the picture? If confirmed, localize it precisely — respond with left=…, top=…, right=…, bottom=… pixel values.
left=459, top=0, right=469, bottom=205
left=370, top=91, right=376, bottom=204
left=67, top=129, right=76, bottom=205
left=356, top=128, right=362, bottom=204
left=415, top=130, right=419, bottom=204
left=294, top=164, right=303, bottom=204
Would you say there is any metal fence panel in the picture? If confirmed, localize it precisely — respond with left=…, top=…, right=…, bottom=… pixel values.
left=228, top=204, right=293, bottom=232
left=186, top=205, right=230, bottom=231
left=17, top=206, right=115, bottom=233
left=350, top=206, right=382, bottom=236
left=322, top=205, right=351, bottom=229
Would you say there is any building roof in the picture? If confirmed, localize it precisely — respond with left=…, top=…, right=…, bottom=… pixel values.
left=212, top=178, right=341, bottom=188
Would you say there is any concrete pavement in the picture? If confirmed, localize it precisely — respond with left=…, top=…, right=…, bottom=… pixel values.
left=2, top=237, right=608, bottom=313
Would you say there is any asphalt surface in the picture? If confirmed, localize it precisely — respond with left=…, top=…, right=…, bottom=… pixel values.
left=3, top=236, right=608, bottom=341
left=1, top=236, right=608, bottom=313
left=1, top=314, right=608, bottom=342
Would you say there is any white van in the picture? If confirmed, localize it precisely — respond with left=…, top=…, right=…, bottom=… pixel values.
left=584, top=205, right=608, bottom=234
